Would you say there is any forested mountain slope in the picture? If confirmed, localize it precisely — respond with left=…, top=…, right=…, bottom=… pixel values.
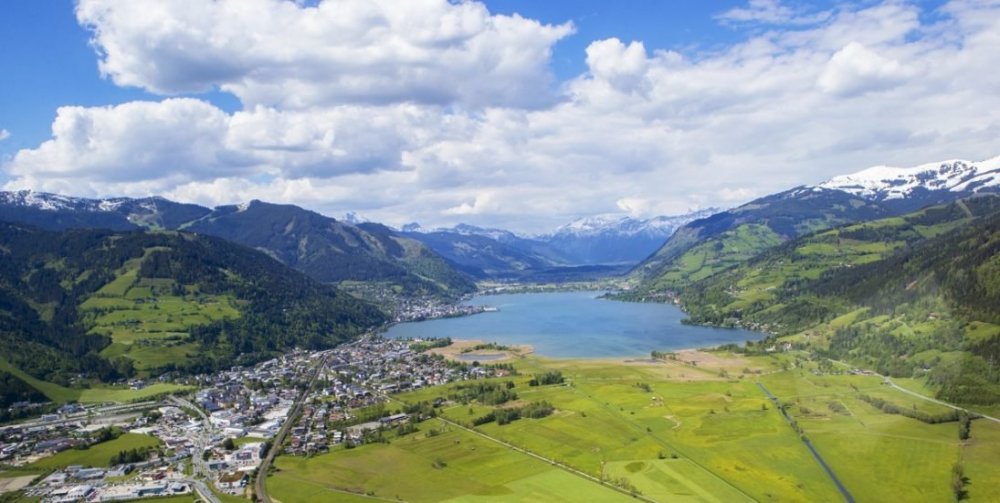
left=0, top=222, right=385, bottom=404
left=634, top=157, right=1000, bottom=293
left=679, top=196, right=1000, bottom=403
left=632, top=188, right=889, bottom=290
left=0, top=191, right=474, bottom=298
left=185, top=201, right=475, bottom=297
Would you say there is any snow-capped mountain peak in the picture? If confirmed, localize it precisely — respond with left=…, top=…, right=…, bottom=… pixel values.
left=0, top=190, right=84, bottom=211
left=402, top=222, right=520, bottom=241
left=817, top=156, right=1000, bottom=201
left=547, top=209, right=720, bottom=239
left=0, top=190, right=173, bottom=214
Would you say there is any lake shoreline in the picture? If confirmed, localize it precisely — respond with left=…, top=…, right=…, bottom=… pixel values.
left=427, top=339, right=534, bottom=363
left=385, top=291, right=765, bottom=359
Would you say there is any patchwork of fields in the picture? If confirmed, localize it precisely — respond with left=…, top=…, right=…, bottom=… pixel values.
left=266, top=352, right=998, bottom=502
left=82, top=255, right=240, bottom=374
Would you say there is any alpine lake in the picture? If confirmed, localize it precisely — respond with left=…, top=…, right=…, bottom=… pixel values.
left=384, top=291, right=764, bottom=358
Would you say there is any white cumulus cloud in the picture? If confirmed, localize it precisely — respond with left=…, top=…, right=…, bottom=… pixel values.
left=818, top=42, right=913, bottom=97
left=4, top=0, right=1000, bottom=233
left=76, top=0, right=573, bottom=109
left=716, top=0, right=830, bottom=26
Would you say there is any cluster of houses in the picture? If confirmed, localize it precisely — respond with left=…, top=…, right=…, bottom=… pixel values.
left=392, top=299, right=490, bottom=323
left=322, top=337, right=492, bottom=397
left=281, top=336, right=503, bottom=454
left=4, top=332, right=509, bottom=500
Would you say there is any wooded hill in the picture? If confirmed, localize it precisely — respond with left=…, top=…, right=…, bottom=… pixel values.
left=632, top=187, right=889, bottom=291
left=0, top=192, right=475, bottom=299
left=676, top=196, right=1000, bottom=404
left=0, top=222, right=385, bottom=405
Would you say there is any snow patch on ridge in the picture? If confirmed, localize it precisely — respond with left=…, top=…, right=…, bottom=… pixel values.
left=817, top=157, right=1000, bottom=200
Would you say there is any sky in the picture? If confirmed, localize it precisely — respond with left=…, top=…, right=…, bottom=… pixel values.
left=1, top=0, right=997, bottom=233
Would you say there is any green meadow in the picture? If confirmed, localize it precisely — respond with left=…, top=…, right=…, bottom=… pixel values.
left=266, top=353, right=1000, bottom=502
left=30, top=433, right=161, bottom=469
left=0, top=357, right=190, bottom=404
left=268, top=418, right=631, bottom=502
left=82, top=256, right=240, bottom=373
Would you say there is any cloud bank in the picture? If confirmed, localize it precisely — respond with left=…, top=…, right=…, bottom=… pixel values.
left=4, top=0, right=1000, bottom=232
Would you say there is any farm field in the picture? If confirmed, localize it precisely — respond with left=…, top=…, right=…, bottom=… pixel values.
left=267, top=352, right=999, bottom=502
left=29, top=433, right=161, bottom=469
left=268, top=418, right=631, bottom=502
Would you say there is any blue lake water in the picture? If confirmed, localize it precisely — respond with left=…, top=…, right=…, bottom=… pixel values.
left=384, top=291, right=764, bottom=358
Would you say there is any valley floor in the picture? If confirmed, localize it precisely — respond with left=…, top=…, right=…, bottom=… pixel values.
left=265, top=351, right=1000, bottom=502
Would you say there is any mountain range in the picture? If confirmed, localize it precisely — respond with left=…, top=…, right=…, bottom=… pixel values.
left=400, top=210, right=718, bottom=278
left=632, top=156, right=1000, bottom=291
left=0, top=192, right=474, bottom=299
left=0, top=221, right=385, bottom=405
left=2, top=154, right=1000, bottom=404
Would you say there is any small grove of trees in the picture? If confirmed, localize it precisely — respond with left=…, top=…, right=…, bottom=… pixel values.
left=409, top=337, right=452, bottom=353
left=858, top=394, right=960, bottom=424
left=528, top=371, right=564, bottom=387
left=650, top=351, right=677, bottom=360
left=952, top=462, right=969, bottom=501
left=110, top=446, right=154, bottom=466
left=94, top=427, right=123, bottom=443
left=396, top=421, right=418, bottom=436
left=448, top=382, right=517, bottom=405
left=472, top=401, right=555, bottom=426
left=959, top=411, right=972, bottom=441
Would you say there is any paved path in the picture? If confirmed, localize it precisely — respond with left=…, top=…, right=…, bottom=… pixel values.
left=882, top=377, right=1000, bottom=423
left=189, top=479, right=221, bottom=503
left=827, top=358, right=1000, bottom=423
left=169, top=396, right=215, bottom=480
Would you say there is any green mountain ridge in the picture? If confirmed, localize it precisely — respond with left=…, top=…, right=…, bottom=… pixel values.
left=0, top=222, right=385, bottom=406
left=676, top=196, right=1000, bottom=404
left=0, top=192, right=475, bottom=299
left=185, top=201, right=475, bottom=297
left=632, top=187, right=889, bottom=291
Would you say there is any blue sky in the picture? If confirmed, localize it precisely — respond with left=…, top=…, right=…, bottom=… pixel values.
left=0, top=0, right=755, bottom=156
left=1, top=0, right=996, bottom=232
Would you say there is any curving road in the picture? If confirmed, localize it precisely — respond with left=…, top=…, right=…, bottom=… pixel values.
left=882, top=376, right=1000, bottom=424
left=827, top=358, right=1000, bottom=423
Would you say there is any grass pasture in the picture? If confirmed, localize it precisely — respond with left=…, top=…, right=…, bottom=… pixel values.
left=0, top=357, right=190, bottom=404
left=268, top=418, right=631, bottom=502
left=604, top=459, right=752, bottom=502
left=77, top=383, right=192, bottom=403
left=0, top=357, right=81, bottom=403
left=269, top=353, right=1000, bottom=502
left=758, top=371, right=973, bottom=502
left=82, top=256, right=240, bottom=373
left=30, top=433, right=161, bottom=469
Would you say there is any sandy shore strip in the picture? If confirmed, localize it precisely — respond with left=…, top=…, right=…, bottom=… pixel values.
left=428, top=339, right=534, bottom=362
